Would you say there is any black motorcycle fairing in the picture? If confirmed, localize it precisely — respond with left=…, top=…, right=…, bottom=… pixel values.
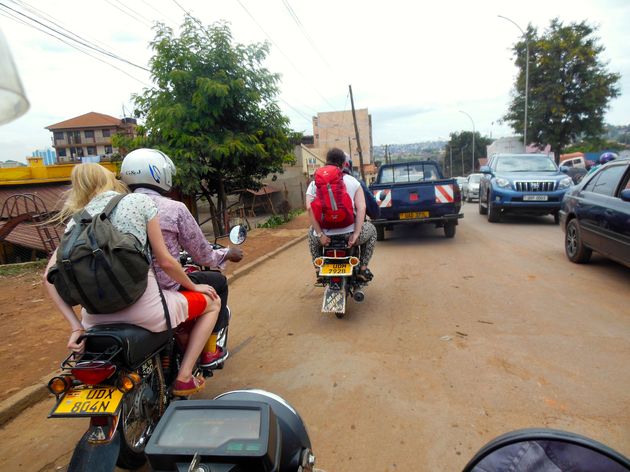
left=84, top=324, right=171, bottom=369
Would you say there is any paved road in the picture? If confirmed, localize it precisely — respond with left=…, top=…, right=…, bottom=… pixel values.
left=1, top=203, right=629, bottom=471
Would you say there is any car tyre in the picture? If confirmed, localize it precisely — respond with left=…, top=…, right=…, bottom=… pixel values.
left=565, top=219, right=592, bottom=263
left=478, top=195, right=488, bottom=215
left=487, top=199, right=500, bottom=223
left=376, top=225, right=385, bottom=241
left=444, top=222, right=456, bottom=238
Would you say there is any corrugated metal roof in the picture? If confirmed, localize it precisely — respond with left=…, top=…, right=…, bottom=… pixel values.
left=46, top=112, right=122, bottom=130
left=0, top=184, right=68, bottom=253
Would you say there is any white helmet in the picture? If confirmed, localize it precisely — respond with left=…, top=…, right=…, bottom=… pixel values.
left=120, top=148, right=176, bottom=193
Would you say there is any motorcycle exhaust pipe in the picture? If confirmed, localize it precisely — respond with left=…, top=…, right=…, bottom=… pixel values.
left=353, top=290, right=365, bottom=302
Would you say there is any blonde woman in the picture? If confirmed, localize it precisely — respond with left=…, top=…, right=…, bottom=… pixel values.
left=44, top=163, right=220, bottom=396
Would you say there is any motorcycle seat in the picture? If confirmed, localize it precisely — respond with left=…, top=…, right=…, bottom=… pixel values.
left=84, top=324, right=171, bottom=369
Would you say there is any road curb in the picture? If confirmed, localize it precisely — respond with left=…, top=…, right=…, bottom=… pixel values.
left=0, top=233, right=307, bottom=427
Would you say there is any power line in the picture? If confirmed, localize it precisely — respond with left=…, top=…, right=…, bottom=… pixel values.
left=0, top=1, right=150, bottom=72
left=234, top=0, right=338, bottom=110
left=138, top=0, right=177, bottom=28
left=0, top=7, right=151, bottom=86
left=103, top=0, right=152, bottom=28
left=281, top=0, right=335, bottom=73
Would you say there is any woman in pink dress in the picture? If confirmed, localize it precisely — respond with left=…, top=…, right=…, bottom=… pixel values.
left=44, top=163, right=219, bottom=396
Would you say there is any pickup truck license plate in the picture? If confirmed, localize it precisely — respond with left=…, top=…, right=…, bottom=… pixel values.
left=50, top=386, right=124, bottom=417
left=399, top=211, right=429, bottom=219
left=523, top=195, right=548, bottom=201
left=320, top=263, right=352, bottom=276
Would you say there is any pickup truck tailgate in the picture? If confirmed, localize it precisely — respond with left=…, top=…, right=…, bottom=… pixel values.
left=372, top=180, right=461, bottom=220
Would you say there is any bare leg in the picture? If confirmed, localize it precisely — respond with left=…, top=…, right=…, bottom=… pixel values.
left=176, top=295, right=221, bottom=381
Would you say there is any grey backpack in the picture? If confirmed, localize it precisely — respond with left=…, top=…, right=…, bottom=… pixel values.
left=47, top=194, right=151, bottom=314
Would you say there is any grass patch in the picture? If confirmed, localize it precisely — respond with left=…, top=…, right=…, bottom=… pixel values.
left=0, top=259, right=48, bottom=277
left=257, top=209, right=304, bottom=229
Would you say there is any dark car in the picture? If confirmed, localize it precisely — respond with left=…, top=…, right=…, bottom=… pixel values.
left=478, top=154, right=574, bottom=223
left=559, top=158, right=630, bottom=268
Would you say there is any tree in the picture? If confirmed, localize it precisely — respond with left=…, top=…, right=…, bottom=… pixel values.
left=503, top=18, right=620, bottom=162
left=445, top=131, right=491, bottom=176
left=133, top=18, right=298, bottom=234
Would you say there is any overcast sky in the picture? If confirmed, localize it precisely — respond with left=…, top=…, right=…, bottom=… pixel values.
left=1, top=0, right=629, bottom=162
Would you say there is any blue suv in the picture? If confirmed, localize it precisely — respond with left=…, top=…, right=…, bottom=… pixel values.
left=478, top=154, right=573, bottom=223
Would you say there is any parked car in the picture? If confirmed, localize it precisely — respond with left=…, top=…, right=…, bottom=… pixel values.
left=559, top=158, right=630, bottom=268
left=456, top=176, right=467, bottom=195
left=478, top=154, right=574, bottom=223
left=465, top=173, right=483, bottom=202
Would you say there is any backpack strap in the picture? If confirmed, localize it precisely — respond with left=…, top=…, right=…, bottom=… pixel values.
left=102, top=194, right=127, bottom=218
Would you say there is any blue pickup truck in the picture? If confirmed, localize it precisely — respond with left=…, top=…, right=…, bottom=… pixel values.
left=369, top=161, right=463, bottom=240
left=478, top=153, right=574, bottom=223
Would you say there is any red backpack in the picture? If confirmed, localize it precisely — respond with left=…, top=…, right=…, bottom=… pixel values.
left=311, top=165, right=355, bottom=229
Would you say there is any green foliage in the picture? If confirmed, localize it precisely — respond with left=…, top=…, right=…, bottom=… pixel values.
left=564, top=139, right=626, bottom=154
left=132, top=18, right=299, bottom=233
left=503, top=18, right=621, bottom=161
left=444, top=131, right=492, bottom=176
left=0, top=259, right=47, bottom=277
left=257, top=209, right=304, bottom=228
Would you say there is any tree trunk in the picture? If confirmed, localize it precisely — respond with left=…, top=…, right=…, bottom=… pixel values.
left=201, top=185, right=221, bottom=237
left=218, top=175, right=227, bottom=235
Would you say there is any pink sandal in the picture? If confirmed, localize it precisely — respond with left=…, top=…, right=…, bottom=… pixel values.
left=172, top=375, right=205, bottom=396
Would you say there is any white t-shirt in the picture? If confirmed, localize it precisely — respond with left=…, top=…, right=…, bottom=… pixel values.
left=306, top=173, right=361, bottom=235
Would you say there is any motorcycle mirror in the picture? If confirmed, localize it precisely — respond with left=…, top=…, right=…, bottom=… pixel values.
left=462, top=429, right=630, bottom=472
left=229, top=225, right=247, bottom=245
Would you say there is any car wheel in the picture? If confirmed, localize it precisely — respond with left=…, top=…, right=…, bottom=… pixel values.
left=487, top=199, right=500, bottom=223
left=444, top=222, right=456, bottom=238
left=565, top=219, right=592, bottom=263
left=376, top=225, right=385, bottom=241
left=478, top=194, right=487, bottom=215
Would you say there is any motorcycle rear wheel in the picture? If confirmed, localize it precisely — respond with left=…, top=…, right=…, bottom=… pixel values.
left=117, top=356, right=167, bottom=469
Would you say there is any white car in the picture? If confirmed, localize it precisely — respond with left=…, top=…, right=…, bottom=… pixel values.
left=465, top=173, right=483, bottom=202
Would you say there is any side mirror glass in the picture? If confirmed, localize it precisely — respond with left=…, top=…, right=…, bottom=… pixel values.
left=559, top=165, right=569, bottom=173
left=620, top=189, right=630, bottom=202
left=480, top=166, right=491, bottom=174
left=463, top=429, right=630, bottom=472
left=229, top=225, right=247, bottom=245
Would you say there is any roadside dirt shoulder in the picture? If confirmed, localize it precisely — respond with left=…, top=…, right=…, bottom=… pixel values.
left=0, top=213, right=309, bottom=403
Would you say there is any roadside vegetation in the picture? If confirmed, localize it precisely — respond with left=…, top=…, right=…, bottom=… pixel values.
left=257, top=209, right=304, bottom=228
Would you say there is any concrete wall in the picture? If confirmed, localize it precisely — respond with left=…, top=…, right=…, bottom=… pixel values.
left=313, top=109, right=373, bottom=165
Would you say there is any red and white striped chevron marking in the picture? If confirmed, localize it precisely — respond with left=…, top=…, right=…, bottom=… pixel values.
left=374, top=189, right=392, bottom=208
left=435, top=184, right=454, bottom=203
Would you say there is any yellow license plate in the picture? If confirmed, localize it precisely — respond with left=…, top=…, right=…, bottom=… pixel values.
left=320, top=263, right=352, bottom=276
left=50, top=386, right=124, bottom=417
left=399, top=211, right=429, bottom=219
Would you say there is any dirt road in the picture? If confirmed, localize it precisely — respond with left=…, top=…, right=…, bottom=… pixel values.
left=1, top=204, right=629, bottom=471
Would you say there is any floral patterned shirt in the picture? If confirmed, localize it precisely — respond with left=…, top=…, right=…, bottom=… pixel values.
left=65, top=191, right=157, bottom=246
left=134, top=188, right=228, bottom=290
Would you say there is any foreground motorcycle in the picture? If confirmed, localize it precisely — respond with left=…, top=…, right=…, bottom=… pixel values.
left=313, top=234, right=368, bottom=319
left=143, top=390, right=630, bottom=472
left=145, top=389, right=316, bottom=472
left=46, top=225, right=247, bottom=471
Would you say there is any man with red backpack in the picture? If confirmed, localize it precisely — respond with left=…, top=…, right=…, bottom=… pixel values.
left=306, top=147, right=377, bottom=282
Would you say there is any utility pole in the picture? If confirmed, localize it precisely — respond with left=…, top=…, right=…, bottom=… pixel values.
left=385, top=144, right=389, bottom=165
left=349, top=85, right=366, bottom=182
left=348, top=137, right=352, bottom=159
left=461, top=148, right=465, bottom=175
left=449, top=146, right=453, bottom=178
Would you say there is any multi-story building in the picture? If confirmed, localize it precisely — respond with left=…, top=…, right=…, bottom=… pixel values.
left=46, top=112, right=137, bottom=163
left=312, top=109, right=373, bottom=170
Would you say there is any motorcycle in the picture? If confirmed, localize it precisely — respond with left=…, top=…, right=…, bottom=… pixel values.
left=313, top=234, right=369, bottom=319
left=143, top=389, right=630, bottom=472
left=46, top=225, right=247, bottom=471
